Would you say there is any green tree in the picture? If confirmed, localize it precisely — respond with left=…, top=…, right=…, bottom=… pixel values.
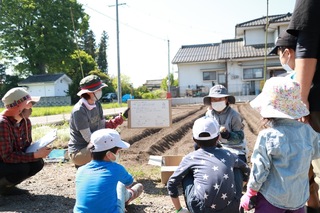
left=66, top=50, right=108, bottom=104
left=161, top=73, right=178, bottom=91
left=0, top=0, right=89, bottom=75
left=81, top=29, right=96, bottom=59
left=112, top=74, right=133, bottom=97
left=133, top=85, right=149, bottom=99
left=97, top=31, right=109, bottom=74
left=0, top=74, right=21, bottom=98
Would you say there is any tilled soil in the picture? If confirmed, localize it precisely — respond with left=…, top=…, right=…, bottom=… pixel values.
left=0, top=103, right=261, bottom=213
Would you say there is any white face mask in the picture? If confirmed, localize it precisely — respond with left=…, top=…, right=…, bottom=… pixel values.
left=280, top=51, right=293, bottom=73
left=108, top=151, right=120, bottom=162
left=211, top=101, right=226, bottom=112
left=94, top=90, right=102, bottom=101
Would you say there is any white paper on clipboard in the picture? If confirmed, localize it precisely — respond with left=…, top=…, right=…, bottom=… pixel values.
left=26, top=129, right=57, bottom=153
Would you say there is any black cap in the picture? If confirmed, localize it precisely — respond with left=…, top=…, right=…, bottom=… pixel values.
left=269, top=31, right=297, bottom=55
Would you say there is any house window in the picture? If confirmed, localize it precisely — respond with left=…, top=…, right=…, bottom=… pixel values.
left=203, top=71, right=216, bottom=81
left=243, top=68, right=263, bottom=80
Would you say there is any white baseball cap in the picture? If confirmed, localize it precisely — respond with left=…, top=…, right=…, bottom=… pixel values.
left=90, top=129, right=130, bottom=152
left=192, top=116, right=219, bottom=140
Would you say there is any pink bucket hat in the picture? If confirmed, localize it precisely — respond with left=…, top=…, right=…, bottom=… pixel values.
left=250, top=77, right=309, bottom=119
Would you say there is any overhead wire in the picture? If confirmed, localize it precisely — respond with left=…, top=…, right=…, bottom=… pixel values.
left=81, top=3, right=228, bottom=44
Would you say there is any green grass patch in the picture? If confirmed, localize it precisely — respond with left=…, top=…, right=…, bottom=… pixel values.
left=0, top=102, right=128, bottom=117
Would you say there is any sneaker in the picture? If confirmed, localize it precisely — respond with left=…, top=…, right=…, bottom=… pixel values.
left=126, top=183, right=143, bottom=205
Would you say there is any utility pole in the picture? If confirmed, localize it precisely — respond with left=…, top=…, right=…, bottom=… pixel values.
left=167, top=40, right=172, bottom=99
left=109, top=1, right=126, bottom=104
left=263, top=0, right=269, bottom=84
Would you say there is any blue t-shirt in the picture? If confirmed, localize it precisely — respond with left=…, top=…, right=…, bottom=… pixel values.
left=74, top=160, right=133, bottom=213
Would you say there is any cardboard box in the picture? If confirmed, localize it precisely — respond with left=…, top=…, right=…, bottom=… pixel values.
left=148, top=155, right=184, bottom=184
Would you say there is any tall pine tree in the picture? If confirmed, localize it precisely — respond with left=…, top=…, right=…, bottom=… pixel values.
left=97, top=31, right=109, bottom=74
left=82, top=29, right=96, bottom=60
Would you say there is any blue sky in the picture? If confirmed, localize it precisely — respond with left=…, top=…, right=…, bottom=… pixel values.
left=78, top=0, right=295, bottom=87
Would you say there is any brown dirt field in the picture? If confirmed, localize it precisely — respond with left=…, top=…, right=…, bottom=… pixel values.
left=0, top=103, right=261, bottom=213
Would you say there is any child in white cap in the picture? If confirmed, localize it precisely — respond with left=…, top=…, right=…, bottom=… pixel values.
left=73, top=128, right=143, bottom=213
left=168, top=116, right=250, bottom=213
left=240, top=77, right=320, bottom=212
left=202, top=84, right=247, bottom=202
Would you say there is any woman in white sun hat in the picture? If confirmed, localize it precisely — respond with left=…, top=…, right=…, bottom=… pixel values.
left=241, top=77, right=320, bottom=212
left=0, top=87, right=50, bottom=199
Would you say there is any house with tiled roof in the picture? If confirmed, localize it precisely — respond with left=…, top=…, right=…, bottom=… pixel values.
left=143, top=79, right=162, bottom=91
left=18, top=73, right=72, bottom=97
left=172, top=13, right=291, bottom=97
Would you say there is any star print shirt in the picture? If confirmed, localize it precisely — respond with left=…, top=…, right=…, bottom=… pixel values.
left=167, top=147, right=250, bottom=211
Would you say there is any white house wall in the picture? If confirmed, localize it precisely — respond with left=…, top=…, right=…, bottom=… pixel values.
left=27, top=84, right=55, bottom=97
left=226, top=62, right=244, bottom=95
left=245, top=29, right=274, bottom=45
left=54, top=78, right=70, bottom=96
left=178, top=62, right=226, bottom=97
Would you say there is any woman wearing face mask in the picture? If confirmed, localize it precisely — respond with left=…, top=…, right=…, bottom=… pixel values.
left=202, top=84, right=247, bottom=202
left=68, top=75, right=125, bottom=168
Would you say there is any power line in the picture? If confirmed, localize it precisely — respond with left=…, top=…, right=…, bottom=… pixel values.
left=83, top=4, right=165, bottom=41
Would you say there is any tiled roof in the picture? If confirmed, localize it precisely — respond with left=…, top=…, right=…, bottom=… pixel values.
left=19, top=73, right=66, bottom=84
left=236, top=13, right=292, bottom=28
left=172, top=13, right=291, bottom=64
left=172, top=39, right=275, bottom=64
left=172, top=43, right=220, bottom=63
left=144, top=79, right=162, bottom=85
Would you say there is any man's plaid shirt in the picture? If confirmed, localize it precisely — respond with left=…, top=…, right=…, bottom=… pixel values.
left=0, top=115, right=36, bottom=163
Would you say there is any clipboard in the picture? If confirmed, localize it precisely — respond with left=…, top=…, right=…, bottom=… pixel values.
left=26, top=129, right=57, bottom=153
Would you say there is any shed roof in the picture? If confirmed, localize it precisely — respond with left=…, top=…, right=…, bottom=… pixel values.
left=19, top=73, right=71, bottom=84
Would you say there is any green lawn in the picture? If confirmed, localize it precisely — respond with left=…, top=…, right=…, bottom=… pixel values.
left=0, top=102, right=127, bottom=117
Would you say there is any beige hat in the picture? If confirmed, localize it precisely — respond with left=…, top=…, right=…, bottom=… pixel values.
left=2, top=87, right=40, bottom=109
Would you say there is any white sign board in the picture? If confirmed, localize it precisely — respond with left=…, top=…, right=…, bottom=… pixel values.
left=128, top=99, right=172, bottom=128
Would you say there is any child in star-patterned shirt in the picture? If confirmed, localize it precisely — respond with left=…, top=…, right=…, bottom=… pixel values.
left=167, top=116, right=250, bottom=213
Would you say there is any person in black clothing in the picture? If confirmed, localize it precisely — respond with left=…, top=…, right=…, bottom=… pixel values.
left=287, top=1, right=320, bottom=212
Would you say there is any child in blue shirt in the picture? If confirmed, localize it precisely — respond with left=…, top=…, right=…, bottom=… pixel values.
left=73, top=129, right=143, bottom=213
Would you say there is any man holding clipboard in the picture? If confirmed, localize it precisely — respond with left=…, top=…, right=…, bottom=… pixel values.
left=0, top=88, right=51, bottom=204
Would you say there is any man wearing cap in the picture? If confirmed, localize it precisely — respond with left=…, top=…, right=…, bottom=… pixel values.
left=73, top=128, right=143, bottom=213
left=269, top=30, right=298, bottom=78
left=68, top=75, right=128, bottom=168
left=0, top=87, right=51, bottom=199
left=202, top=84, right=246, bottom=201
left=269, top=30, right=320, bottom=213
left=167, top=116, right=250, bottom=213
